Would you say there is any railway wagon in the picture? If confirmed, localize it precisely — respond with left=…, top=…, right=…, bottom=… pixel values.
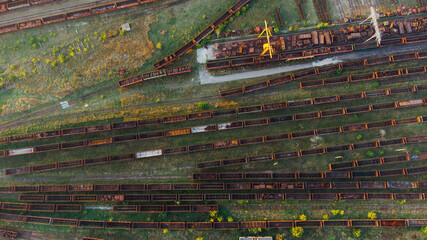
left=1, top=97, right=425, bottom=174
left=2, top=81, right=426, bottom=149
left=91, top=4, right=117, bottom=14
left=0, top=227, right=18, bottom=239
left=153, top=0, right=249, bottom=69
left=4, top=210, right=427, bottom=230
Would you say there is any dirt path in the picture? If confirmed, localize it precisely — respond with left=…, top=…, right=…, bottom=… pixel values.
left=14, top=229, right=67, bottom=240
left=199, top=41, right=427, bottom=84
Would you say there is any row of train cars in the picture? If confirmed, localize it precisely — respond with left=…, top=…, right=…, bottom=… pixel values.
left=2, top=79, right=426, bottom=146
left=0, top=0, right=58, bottom=12
left=4, top=134, right=427, bottom=176
left=14, top=192, right=427, bottom=202
left=0, top=213, right=427, bottom=230
left=2, top=97, right=426, bottom=159
left=0, top=201, right=214, bottom=213
left=121, top=50, right=426, bottom=89
left=153, top=6, right=426, bottom=69
left=219, top=51, right=427, bottom=97
left=2, top=179, right=427, bottom=193
left=2, top=99, right=427, bottom=176
left=0, top=0, right=157, bottom=34
left=209, top=34, right=427, bottom=72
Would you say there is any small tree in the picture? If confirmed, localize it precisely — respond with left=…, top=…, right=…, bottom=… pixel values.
left=59, top=54, right=66, bottom=63
left=249, top=228, right=261, bottom=234
left=367, top=211, right=377, bottom=219
left=197, top=102, right=209, bottom=110
left=422, top=226, right=427, bottom=235
left=356, top=134, right=363, bottom=140
left=366, top=150, right=374, bottom=157
left=352, top=228, right=361, bottom=238
left=209, top=211, right=217, bottom=217
left=299, top=214, right=307, bottom=221
left=372, top=81, right=379, bottom=88
left=156, top=42, right=162, bottom=49
left=322, top=214, right=329, bottom=220
left=291, top=227, right=304, bottom=238
left=52, top=47, right=59, bottom=56
left=275, top=233, right=285, bottom=240
left=330, top=209, right=344, bottom=216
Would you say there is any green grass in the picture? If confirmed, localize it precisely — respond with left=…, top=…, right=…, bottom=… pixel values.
left=0, top=200, right=426, bottom=240
left=1, top=57, right=425, bottom=137
left=0, top=0, right=237, bottom=129
left=2, top=103, right=426, bottom=185
left=225, top=0, right=320, bottom=33
left=0, top=1, right=426, bottom=239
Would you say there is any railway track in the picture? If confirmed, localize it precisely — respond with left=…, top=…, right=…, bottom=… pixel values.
left=232, top=203, right=427, bottom=211
left=1, top=32, right=425, bottom=132
left=0, top=212, right=426, bottom=230
left=2, top=94, right=425, bottom=154
left=0, top=0, right=110, bottom=26
left=195, top=137, right=427, bottom=170
left=2, top=78, right=425, bottom=146
left=219, top=55, right=425, bottom=97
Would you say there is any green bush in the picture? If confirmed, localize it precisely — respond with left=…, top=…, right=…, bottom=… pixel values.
left=199, top=39, right=207, bottom=48
left=356, top=134, right=363, bottom=140
left=8, top=74, right=17, bottom=81
left=372, top=81, right=379, bottom=88
left=366, top=150, right=374, bottom=157
left=291, top=227, right=303, bottom=238
left=197, top=102, right=209, bottom=110
left=52, top=47, right=60, bottom=56
left=352, top=228, right=361, bottom=238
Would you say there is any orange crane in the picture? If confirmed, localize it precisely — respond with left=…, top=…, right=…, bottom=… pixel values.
left=258, top=20, right=274, bottom=58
